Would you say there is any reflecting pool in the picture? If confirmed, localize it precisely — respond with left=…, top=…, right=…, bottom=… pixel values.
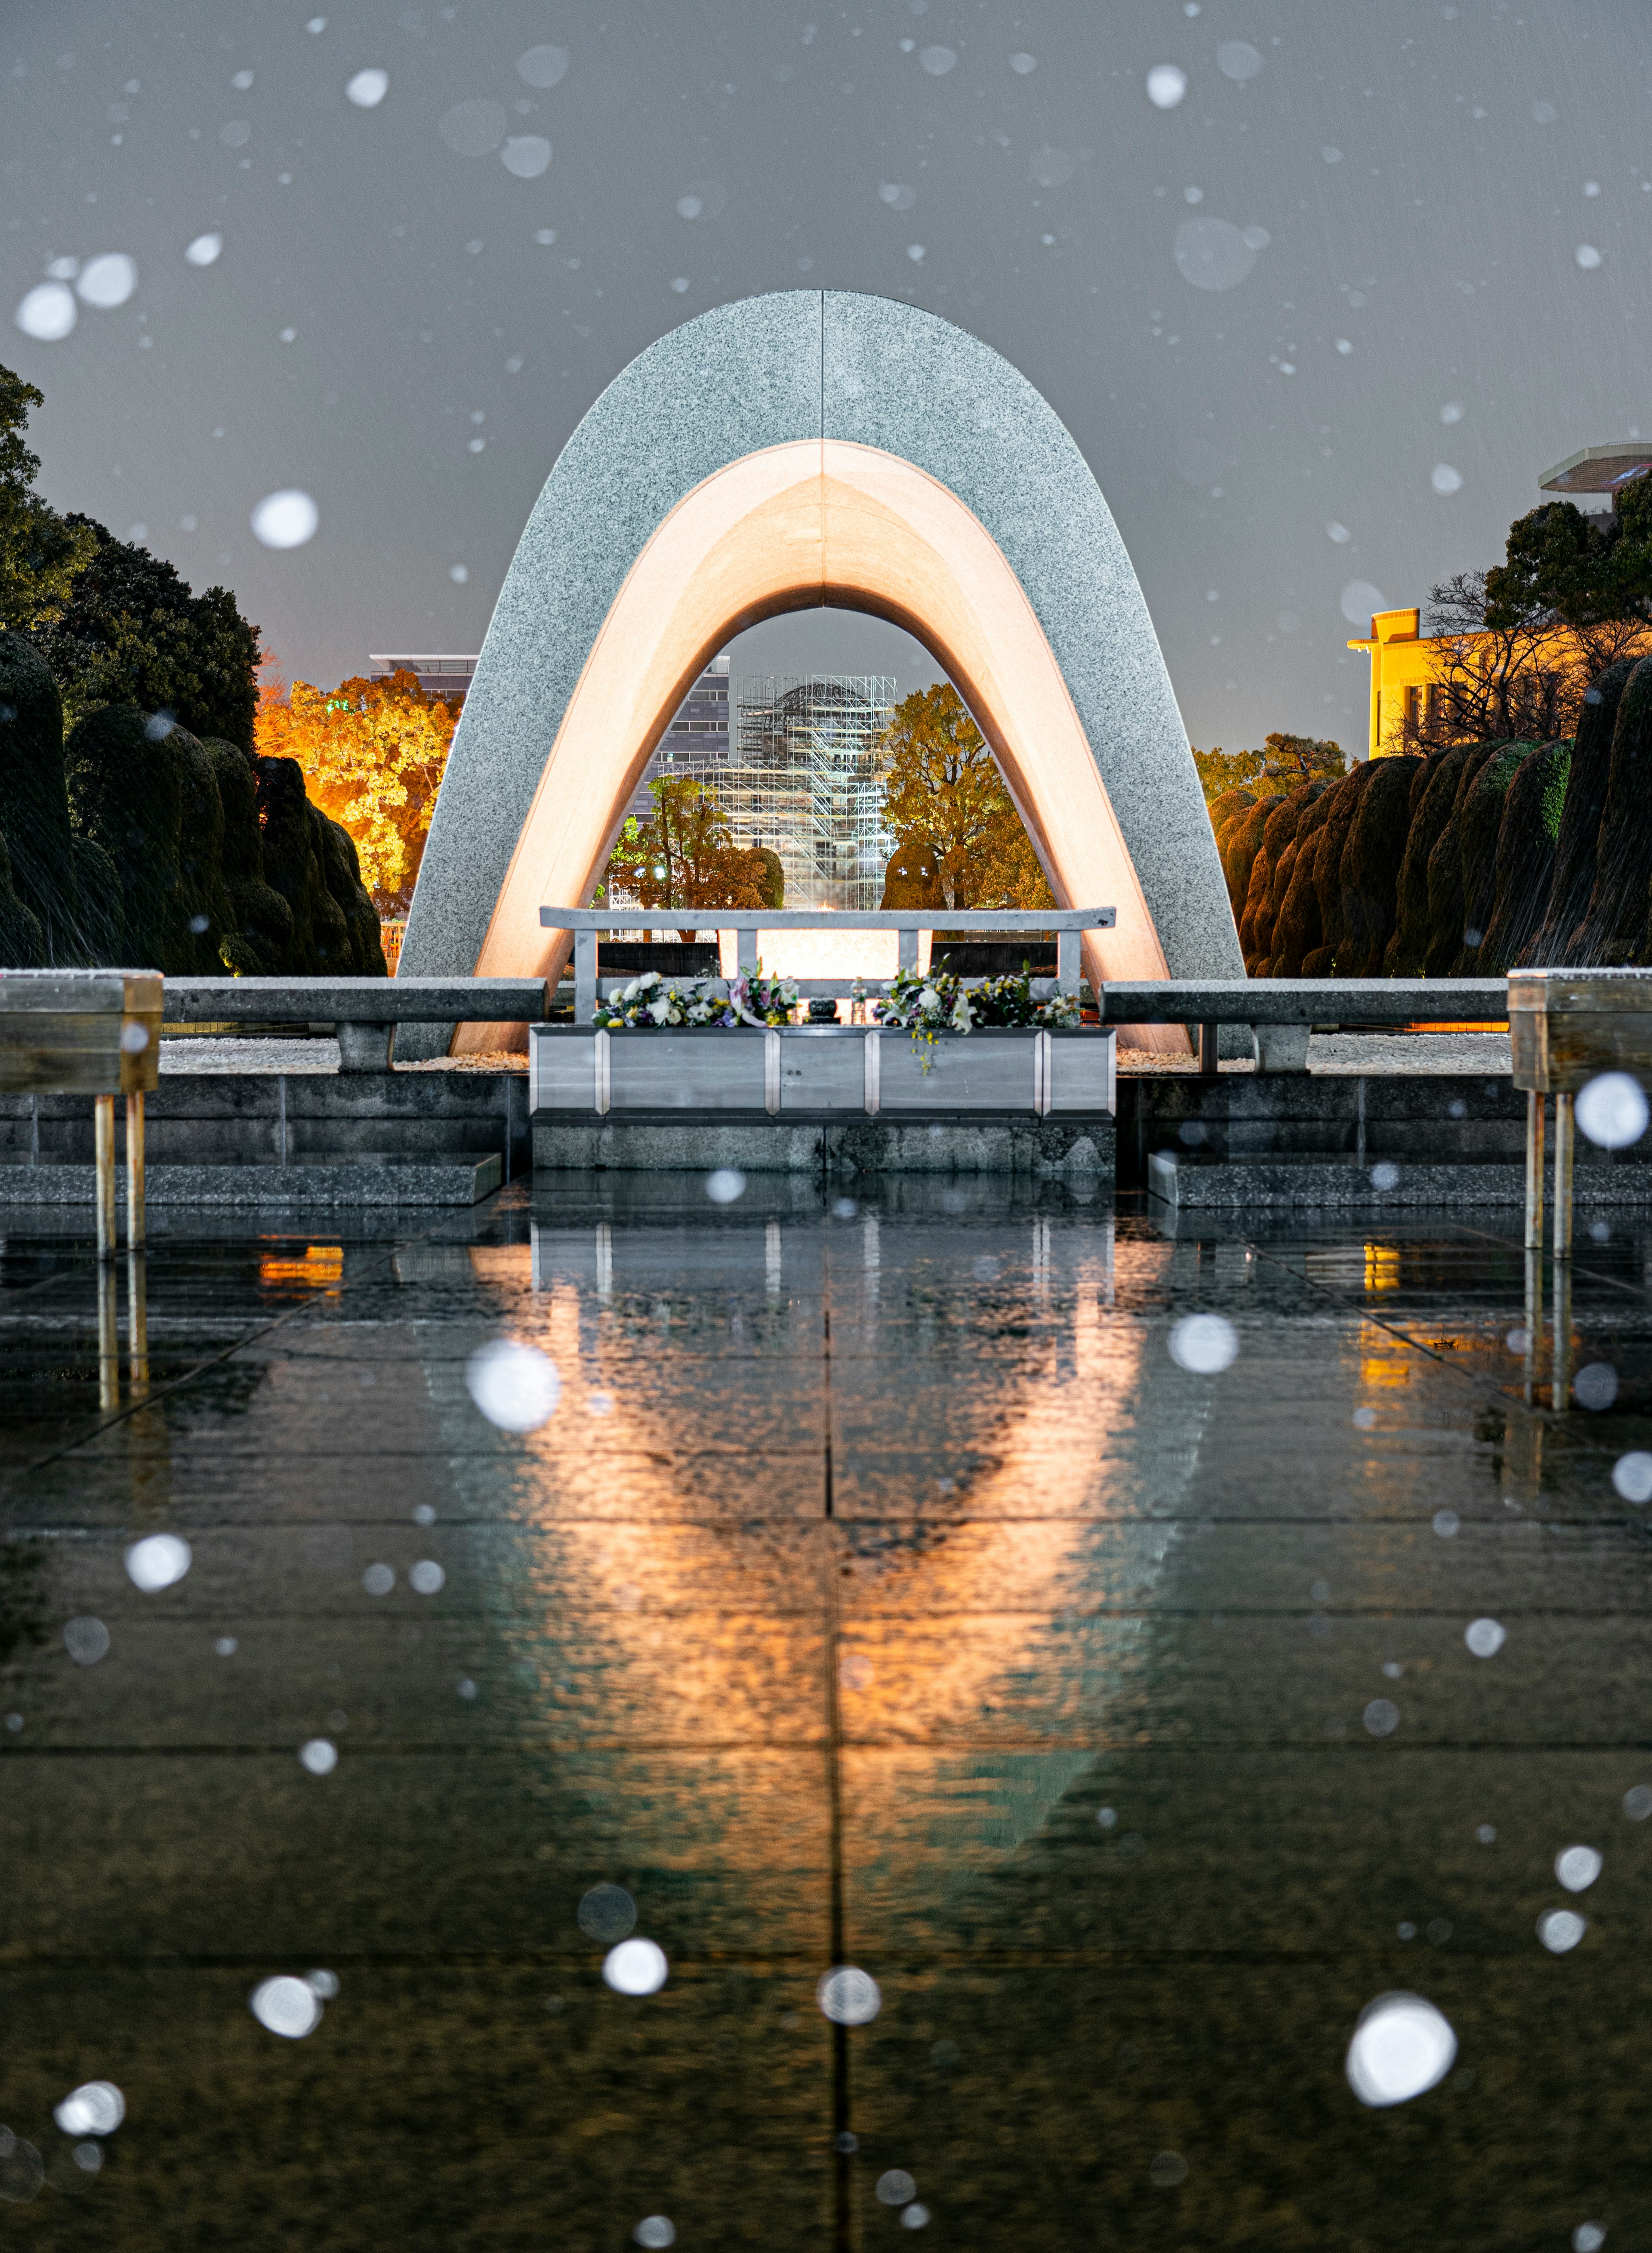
left=2, top=1177, right=1650, bottom=2249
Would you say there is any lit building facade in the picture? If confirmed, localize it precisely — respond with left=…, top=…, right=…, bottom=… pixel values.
left=721, top=676, right=895, bottom=910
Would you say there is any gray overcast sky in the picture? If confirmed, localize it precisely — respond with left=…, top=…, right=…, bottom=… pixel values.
left=6, top=0, right=1649, bottom=753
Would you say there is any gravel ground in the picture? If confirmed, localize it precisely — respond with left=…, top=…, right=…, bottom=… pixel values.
left=1119, top=1031, right=1511, bottom=1075
left=158, top=1038, right=527, bottom=1074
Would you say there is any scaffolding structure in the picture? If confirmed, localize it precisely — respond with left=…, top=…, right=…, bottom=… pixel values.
left=722, top=676, right=895, bottom=909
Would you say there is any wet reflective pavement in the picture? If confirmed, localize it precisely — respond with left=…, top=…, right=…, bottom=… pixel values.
left=3, top=1179, right=1651, bottom=2249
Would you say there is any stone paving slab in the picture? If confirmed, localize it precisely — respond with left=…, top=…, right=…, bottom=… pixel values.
left=2, top=1179, right=1650, bottom=2246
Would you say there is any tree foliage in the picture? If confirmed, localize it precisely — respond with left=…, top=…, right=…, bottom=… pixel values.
left=596, top=774, right=777, bottom=937
left=256, top=667, right=458, bottom=910
left=1193, top=734, right=1347, bottom=805
left=877, top=683, right=1053, bottom=910
left=1484, top=480, right=1652, bottom=636
left=0, top=361, right=96, bottom=632
left=29, top=515, right=262, bottom=750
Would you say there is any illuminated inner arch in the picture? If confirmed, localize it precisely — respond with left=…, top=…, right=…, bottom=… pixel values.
left=398, top=290, right=1243, bottom=1057
left=474, top=441, right=1170, bottom=1013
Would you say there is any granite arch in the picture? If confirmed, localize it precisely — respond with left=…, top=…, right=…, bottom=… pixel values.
left=400, top=291, right=1242, bottom=1050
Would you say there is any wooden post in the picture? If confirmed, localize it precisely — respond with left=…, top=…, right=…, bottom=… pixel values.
left=125, top=1089, right=145, bottom=1250
left=93, top=1093, right=116, bottom=1261
left=126, top=1247, right=149, bottom=1398
left=1522, top=1248, right=1541, bottom=1409
left=97, top=1258, right=119, bottom=1411
left=1524, top=1089, right=1544, bottom=1252
left=1552, top=1255, right=1573, bottom=1415
left=1553, top=1090, right=1575, bottom=1261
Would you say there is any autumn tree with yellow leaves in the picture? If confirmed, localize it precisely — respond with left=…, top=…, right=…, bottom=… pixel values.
left=596, top=774, right=781, bottom=939
left=878, top=682, right=1053, bottom=911
left=255, top=667, right=458, bottom=911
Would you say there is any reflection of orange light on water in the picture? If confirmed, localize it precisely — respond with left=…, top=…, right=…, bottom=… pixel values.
left=260, top=1244, right=345, bottom=1286
left=1358, top=1319, right=1412, bottom=1389
left=490, top=1251, right=1163, bottom=1757
left=1364, top=1245, right=1399, bottom=1293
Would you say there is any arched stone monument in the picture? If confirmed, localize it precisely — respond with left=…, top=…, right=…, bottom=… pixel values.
left=400, top=290, right=1242, bottom=1052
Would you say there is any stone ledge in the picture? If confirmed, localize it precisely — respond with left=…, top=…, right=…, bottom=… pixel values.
left=0, top=1155, right=504, bottom=1207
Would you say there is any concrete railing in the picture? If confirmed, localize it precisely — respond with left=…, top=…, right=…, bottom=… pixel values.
left=163, top=976, right=553, bottom=1071
left=538, top=907, right=1118, bottom=1025
left=1098, top=977, right=1508, bottom=1070
left=153, top=969, right=1510, bottom=1075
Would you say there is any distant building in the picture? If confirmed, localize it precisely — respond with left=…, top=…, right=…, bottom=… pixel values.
left=367, top=655, right=478, bottom=701
left=722, top=676, right=895, bottom=910
left=623, top=653, right=732, bottom=818
left=1348, top=442, right=1652, bottom=756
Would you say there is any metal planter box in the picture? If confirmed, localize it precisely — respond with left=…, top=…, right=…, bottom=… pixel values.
left=530, top=1025, right=1114, bottom=1118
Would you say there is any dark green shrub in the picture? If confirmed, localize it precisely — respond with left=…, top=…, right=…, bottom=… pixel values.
left=256, top=757, right=325, bottom=971
left=1451, top=743, right=1533, bottom=973
left=203, top=740, right=293, bottom=974
left=1208, top=787, right=1257, bottom=915
left=67, top=835, right=123, bottom=966
left=63, top=703, right=185, bottom=969
left=1300, top=764, right=1372, bottom=975
left=1476, top=740, right=1570, bottom=972
left=172, top=727, right=234, bottom=972
left=304, top=806, right=353, bottom=972
left=1422, top=744, right=1498, bottom=976
left=0, top=823, right=45, bottom=966
left=1220, top=796, right=1282, bottom=930
left=755, top=846, right=785, bottom=910
left=314, top=809, right=387, bottom=976
left=1253, top=788, right=1325, bottom=973
left=1523, top=654, right=1638, bottom=963
left=1385, top=747, right=1474, bottom=975
left=1245, top=783, right=1326, bottom=972
left=1340, top=755, right=1422, bottom=976
left=1267, top=789, right=1334, bottom=976
left=1571, top=654, right=1652, bottom=962
left=0, top=630, right=75, bottom=959
left=881, top=841, right=946, bottom=910
left=28, top=517, right=260, bottom=751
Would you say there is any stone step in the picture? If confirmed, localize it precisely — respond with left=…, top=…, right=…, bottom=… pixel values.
left=0, top=1154, right=504, bottom=1207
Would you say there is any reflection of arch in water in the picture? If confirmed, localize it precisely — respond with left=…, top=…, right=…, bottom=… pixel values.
left=484, top=1213, right=1224, bottom=1878
left=398, top=291, right=1242, bottom=1056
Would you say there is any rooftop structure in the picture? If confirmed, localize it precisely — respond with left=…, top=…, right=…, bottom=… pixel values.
left=1538, top=441, right=1652, bottom=500
left=367, top=654, right=478, bottom=699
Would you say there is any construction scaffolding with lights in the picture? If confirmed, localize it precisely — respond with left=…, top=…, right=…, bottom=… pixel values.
left=723, top=676, right=896, bottom=910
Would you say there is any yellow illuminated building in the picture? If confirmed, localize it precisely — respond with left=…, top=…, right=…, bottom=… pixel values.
left=1345, top=606, right=1439, bottom=759
left=1348, top=441, right=1652, bottom=758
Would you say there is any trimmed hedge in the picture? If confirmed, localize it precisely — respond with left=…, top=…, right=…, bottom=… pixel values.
left=0, top=692, right=385, bottom=979
left=1572, top=653, right=1652, bottom=963
left=63, top=704, right=185, bottom=969
left=1451, top=744, right=1533, bottom=975
left=1476, top=740, right=1569, bottom=973
left=203, top=739, right=293, bottom=976
left=1267, top=789, right=1334, bottom=975
left=1524, top=654, right=1637, bottom=964
left=0, top=632, right=75, bottom=962
left=1340, top=755, right=1422, bottom=976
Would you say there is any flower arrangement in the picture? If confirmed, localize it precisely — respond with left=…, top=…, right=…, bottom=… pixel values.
left=591, top=962, right=798, bottom=1029
left=727, top=963, right=801, bottom=1027
left=876, top=964, right=973, bottom=1071
left=589, top=961, right=1079, bottom=1038
left=592, top=970, right=697, bottom=1029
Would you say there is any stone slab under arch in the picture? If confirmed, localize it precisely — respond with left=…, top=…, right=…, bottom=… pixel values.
left=399, top=290, right=1242, bottom=1052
